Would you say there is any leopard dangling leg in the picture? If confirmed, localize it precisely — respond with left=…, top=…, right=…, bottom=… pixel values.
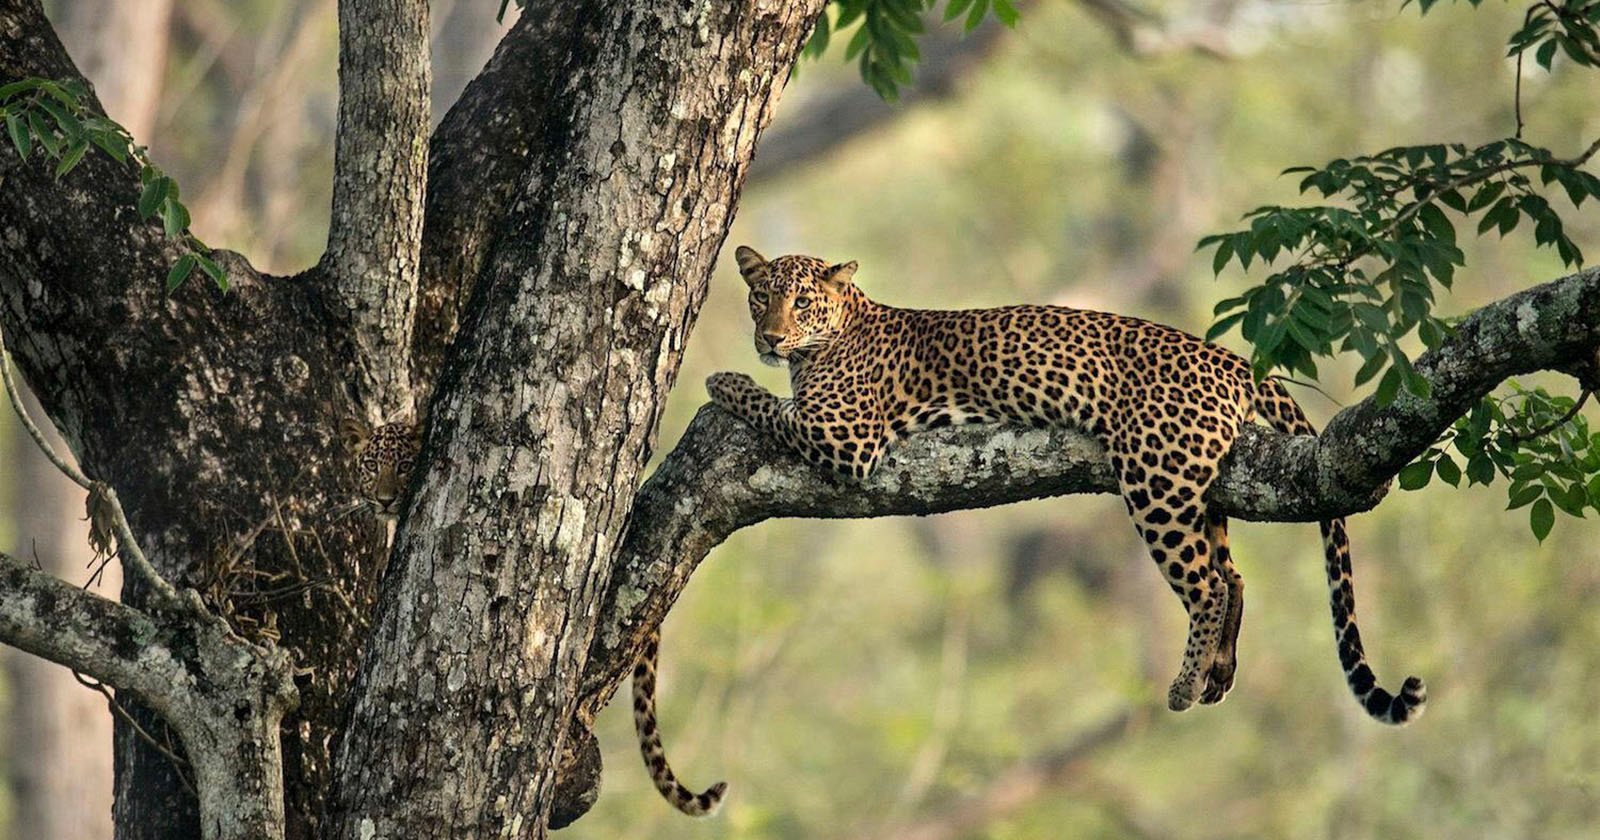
left=633, top=629, right=727, bottom=816
left=1114, top=456, right=1229, bottom=711
left=1199, top=511, right=1242, bottom=705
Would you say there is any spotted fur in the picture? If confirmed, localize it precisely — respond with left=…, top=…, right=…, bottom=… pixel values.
left=340, top=419, right=421, bottom=519
left=633, top=629, right=727, bottom=816
left=341, top=422, right=722, bottom=814
left=709, top=246, right=1426, bottom=723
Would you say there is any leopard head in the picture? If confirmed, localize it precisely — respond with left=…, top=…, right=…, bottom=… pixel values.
left=733, top=245, right=860, bottom=366
left=340, top=418, right=420, bottom=519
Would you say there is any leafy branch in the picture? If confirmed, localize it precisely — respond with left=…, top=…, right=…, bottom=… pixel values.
left=1197, top=1, right=1600, bottom=540
left=800, top=0, right=1020, bottom=101
left=0, top=78, right=226, bottom=291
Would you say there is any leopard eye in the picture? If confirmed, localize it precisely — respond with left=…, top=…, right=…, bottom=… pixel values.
left=794, top=295, right=812, bottom=310
left=751, top=291, right=768, bottom=305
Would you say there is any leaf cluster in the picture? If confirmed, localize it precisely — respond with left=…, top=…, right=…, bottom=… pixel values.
left=1202, top=137, right=1600, bottom=395
left=1198, top=2, right=1600, bottom=537
left=800, top=0, right=1019, bottom=101
left=1402, top=387, right=1598, bottom=540
left=1, top=78, right=225, bottom=291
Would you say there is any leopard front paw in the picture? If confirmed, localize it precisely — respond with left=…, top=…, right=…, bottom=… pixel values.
left=706, top=371, right=760, bottom=409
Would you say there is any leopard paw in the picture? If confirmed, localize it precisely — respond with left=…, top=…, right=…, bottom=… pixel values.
left=1167, top=673, right=1200, bottom=712
left=706, top=371, right=758, bottom=405
left=1199, top=657, right=1236, bottom=705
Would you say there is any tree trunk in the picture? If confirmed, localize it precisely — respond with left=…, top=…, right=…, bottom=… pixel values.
left=329, top=2, right=825, bottom=836
left=7, top=3, right=162, bottom=838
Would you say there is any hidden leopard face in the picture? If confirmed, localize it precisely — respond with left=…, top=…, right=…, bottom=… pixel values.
left=340, top=419, right=420, bottom=519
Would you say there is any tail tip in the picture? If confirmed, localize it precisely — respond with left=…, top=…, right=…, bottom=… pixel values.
left=694, top=782, right=729, bottom=817
left=1370, top=675, right=1427, bottom=725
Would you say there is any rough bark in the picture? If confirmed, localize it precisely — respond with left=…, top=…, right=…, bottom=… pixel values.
left=320, top=0, right=430, bottom=418
left=411, top=4, right=587, bottom=404
left=6, top=2, right=158, bottom=832
left=329, top=2, right=827, bottom=837
left=0, top=2, right=387, bottom=836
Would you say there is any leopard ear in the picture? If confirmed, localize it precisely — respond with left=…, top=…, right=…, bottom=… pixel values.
left=734, top=245, right=768, bottom=287
left=823, top=260, right=858, bottom=288
left=339, top=417, right=372, bottom=452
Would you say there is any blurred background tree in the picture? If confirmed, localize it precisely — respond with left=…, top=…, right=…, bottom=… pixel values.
left=2, top=0, right=1596, bottom=838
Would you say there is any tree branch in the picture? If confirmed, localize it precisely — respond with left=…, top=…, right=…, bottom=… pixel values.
left=332, top=2, right=829, bottom=835
left=578, top=264, right=1600, bottom=720
left=320, top=0, right=431, bottom=418
left=0, top=552, right=184, bottom=702
left=411, top=4, right=588, bottom=404
left=0, top=551, right=299, bottom=840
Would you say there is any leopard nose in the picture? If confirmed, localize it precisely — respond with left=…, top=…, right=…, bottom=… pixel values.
left=761, top=332, right=784, bottom=348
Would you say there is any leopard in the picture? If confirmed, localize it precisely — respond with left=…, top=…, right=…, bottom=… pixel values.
left=340, top=419, right=422, bottom=519
left=340, top=418, right=726, bottom=816
left=706, top=245, right=1427, bottom=724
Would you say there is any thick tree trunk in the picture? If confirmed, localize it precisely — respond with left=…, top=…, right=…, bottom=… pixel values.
left=0, top=3, right=387, bottom=837
left=329, top=2, right=825, bottom=836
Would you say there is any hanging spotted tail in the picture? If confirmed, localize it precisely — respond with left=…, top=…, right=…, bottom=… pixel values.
left=1252, top=379, right=1427, bottom=724
left=633, top=629, right=727, bottom=816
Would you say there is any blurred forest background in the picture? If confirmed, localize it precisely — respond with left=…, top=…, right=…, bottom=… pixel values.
left=2, top=1, right=1597, bottom=838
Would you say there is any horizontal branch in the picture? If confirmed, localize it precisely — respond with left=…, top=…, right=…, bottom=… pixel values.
left=0, top=552, right=178, bottom=701
left=577, top=265, right=1600, bottom=719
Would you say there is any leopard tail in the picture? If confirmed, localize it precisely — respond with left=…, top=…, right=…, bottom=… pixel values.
left=633, top=629, right=727, bottom=816
left=1252, top=379, right=1427, bottom=724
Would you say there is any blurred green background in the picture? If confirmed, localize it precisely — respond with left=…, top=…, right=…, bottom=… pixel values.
left=3, top=1, right=1597, bottom=839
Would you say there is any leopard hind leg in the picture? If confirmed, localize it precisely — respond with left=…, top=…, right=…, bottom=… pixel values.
left=1199, top=511, right=1243, bottom=705
left=1114, top=450, right=1229, bottom=712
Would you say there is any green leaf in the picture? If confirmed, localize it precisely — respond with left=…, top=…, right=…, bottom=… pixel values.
left=1211, top=237, right=1234, bottom=275
left=1418, top=202, right=1455, bottom=244
left=1530, top=497, right=1555, bottom=541
left=1205, top=311, right=1245, bottom=342
left=844, top=24, right=872, bottom=61
left=5, top=111, right=30, bottom=159
left=944, top=0, right=976, bottom=22
left=166, top=254, right=196, bottom=292
left=27, top=110, right=57, bottom=156
left=965, top=0, right=990, bottom=31
left=1353, top=351, right=1387, bottom=387
left=1467, top=453, right=1496, bottom=485
left=161, top=196, right=189, bottom=239
left=1552, top=482, right=1588, bottom=516
left=197, top=253, right=229, bottom=292
left=1398, top=460, right=1434, bottom=490
left=137, top=176, right=168, bottom=219
left=1435, top=454, right=1462, bottom=486
left=1507, top=484, right=1543, bottom=509
left=88, top=129, right=128, bottom=162
left=1375, top=366, right=1402, bottom=407
left=0, top=79, right=43, bottom=100
left=992, top=0, right=1020, bottom=27
left=54, top=139, right=88, bottom=179
left=37, top=97, right=81, bottom=140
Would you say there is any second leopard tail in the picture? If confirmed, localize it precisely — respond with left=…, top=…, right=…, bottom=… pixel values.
left=1252, top=379, right=1427, bottom=725
left=633, top=629, right=728, bottom=816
